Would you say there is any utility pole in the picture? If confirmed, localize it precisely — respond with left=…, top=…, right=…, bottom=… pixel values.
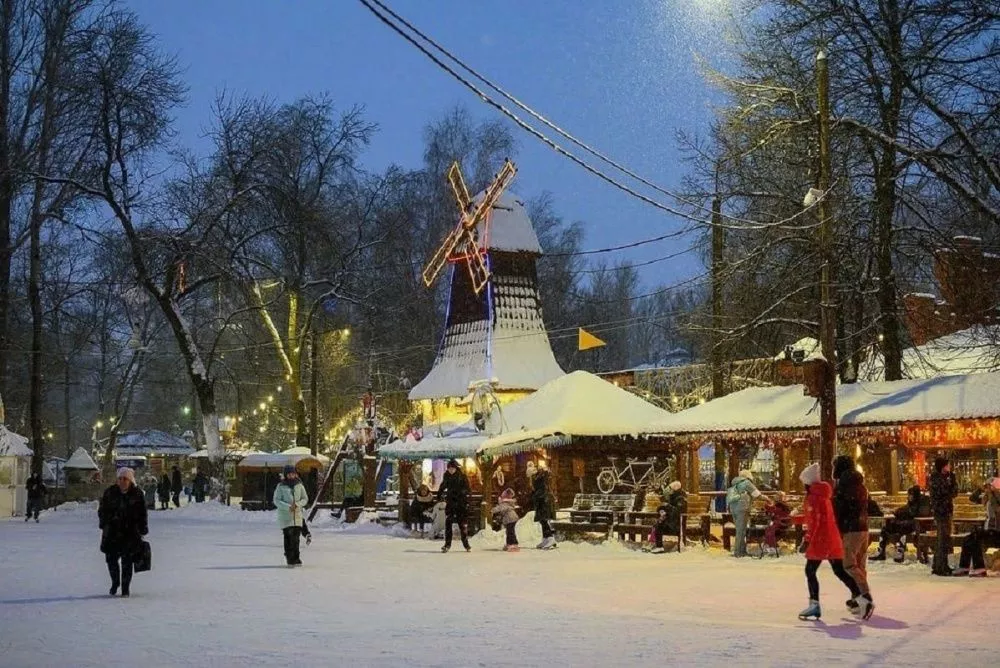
left=816, top=48, right=838, bottom=482
left=309, top=326, right=319, bottom=456
left=710, top=181, right=728, bottom=509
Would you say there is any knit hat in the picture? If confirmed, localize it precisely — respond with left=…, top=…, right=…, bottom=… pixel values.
left=934, top=457, right=950, bottom=473
left=446, top=458, right=461, bottom=470
left=116, top=467, right=135, bottom=484
left=799, top=463, right=821, bottom=487
left=283, top=465, right=296, bottom=476
left=499, top=488, right=515, bottom=501
left=833, top=455, right=854, bottom=478
left=991, top=477, right=1000, bottom=491
left=739, top=469, right=753, bottom=481
left=668, top=480, right=682, bottom=492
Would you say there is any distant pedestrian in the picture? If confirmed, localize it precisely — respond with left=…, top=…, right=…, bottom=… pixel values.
left=438, top=459, right=471, bottom=553
left=492, top=488, right=520, bottom=552
left=170, top=466, right=182, bottom=508
left=192, top=470, right=209, bottom=503
left=532, top=462, right=557, bottom=550
left=409, top=484, right=435, bottom=534
left=98, top=467, right=148, bottom=597
left=25, top=472, right=46, bottom=523
left=929, top=457, right=958, bottom=576
left=158, top=475, right=171, bottom=510
left=792, top=464, right=862, bottom=621
left=726, top=470, right=763, bottom=557
left=273, top=466, right=308, bottom=566
left=953, top=474, right=1000, bottom=577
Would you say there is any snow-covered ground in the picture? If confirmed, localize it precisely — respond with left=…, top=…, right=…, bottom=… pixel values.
left=1, top=504, right=996, bottom=667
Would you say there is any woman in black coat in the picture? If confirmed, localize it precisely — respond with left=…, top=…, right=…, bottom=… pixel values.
left=98, top=468, right=148, bottom=597
left=437, top=459, right=471, bottom=553
left=533, top=466, right=557, bottom=549
left=157, top=475, right=171, bottom=510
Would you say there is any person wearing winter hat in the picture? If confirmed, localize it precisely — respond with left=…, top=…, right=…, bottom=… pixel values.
left=763, top=491, right=792, bottom=555
left=662, top=481, right=687, bottom=540
left=726, top=469, right=763, bottom=557
left=273, top=465, right=308, bottom=566
left=928, top=457, right=958, bottom=576
left=98, top=467, right=148, bottom=597
left=492, top=488, right=520, bottom=551
left=437, top=459, right=471, bottom=553
left=791, top=463, right=862, bottom=620
left=409, top=484, right=436, bottom=534
left=832, top=454, right=873, bottom=618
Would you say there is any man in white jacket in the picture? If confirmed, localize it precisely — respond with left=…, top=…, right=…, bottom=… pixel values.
left=273, top=466, right=309, bottom=567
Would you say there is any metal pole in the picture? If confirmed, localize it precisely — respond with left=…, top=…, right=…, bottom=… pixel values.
left=711, top=188, right=727, bottom=506
left=817, top=48, right=838, bottom=482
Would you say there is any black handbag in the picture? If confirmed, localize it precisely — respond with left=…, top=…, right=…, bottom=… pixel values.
left=133, top=539, right=152, bottom=573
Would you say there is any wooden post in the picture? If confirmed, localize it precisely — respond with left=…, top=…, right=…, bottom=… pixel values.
left=888, top=447, right=900, bottom=495
left=688, top=445, right=700, bottom=492
left=479, top=456, right=494, bottom=530
left=362, top=455, right=377, bottom=510
left=778, top=444, right=790, bottom=492
left=675, top=446, right=687, bottom=491
left=398, top=460, right=412, bottom=524
left=727, top=441, right=740, bottom=482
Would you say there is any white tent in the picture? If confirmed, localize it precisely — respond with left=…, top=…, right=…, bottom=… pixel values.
left=379, top=421, right=487, bottom=460
left=0, top=426, right=31, bottom=517
left=477, top=370, right=676, bottom=457
left=64, top=447, right=99, bottom=470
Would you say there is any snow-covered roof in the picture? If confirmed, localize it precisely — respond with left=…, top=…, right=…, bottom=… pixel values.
left=0, top=426, right=31, bottom=457
left=64, top=447, right=99, bottom=470
left=475, top=192, right=542, bottom=254
left=660, top=372, right=1000, bottom=435
left=379, top=422, right=486, bottom=460
left=115, top=429, right=195, bottom=456
left=190, top=448, right=261, bottom=459
left=409, top=273, right=565, bottom=400
left=860, top=326, right=999, bottom=380
left=478, top=370, right=676, bottom=456
left=773, top=337, right=822, bottom=362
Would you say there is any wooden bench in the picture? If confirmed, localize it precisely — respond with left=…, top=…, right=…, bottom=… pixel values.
left=914, top=516, right=987, bottom=554
left=552, top=493, right=638, bottom=539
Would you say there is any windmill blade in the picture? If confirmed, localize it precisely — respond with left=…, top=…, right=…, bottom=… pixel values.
left=468, top=159, right=517, bottom=227
left=422, top=224, right=464, bottom=287
left=447, top=161, right=472, bottom=215
left=465, top=244, right=491, bottom=295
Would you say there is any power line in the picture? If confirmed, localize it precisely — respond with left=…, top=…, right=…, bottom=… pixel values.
left=358, top=0, right=824, bottom=233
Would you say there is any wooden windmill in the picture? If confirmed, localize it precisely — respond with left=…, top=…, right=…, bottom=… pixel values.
left=422, top=159, right=517, bottom=295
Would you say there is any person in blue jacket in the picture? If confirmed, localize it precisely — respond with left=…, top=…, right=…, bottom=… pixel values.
left=727, top=469, right=763, bottom=557
left=273, top=465, right=309, bottom=566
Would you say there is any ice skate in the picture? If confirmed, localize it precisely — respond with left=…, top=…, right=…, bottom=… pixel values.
left=798, top=599, right=821, bottom=620
left=845, top=598, right=859, bottom=612
left=969, top=568, right=987, bottom=577
left=851, top=594, right=874, bottom=620
left=506, top=545, right=520, bottom=552
left=536, top=538, right=547, bottom=549
left=952, top=567, right=969, bottom=576
left=441, top=545, right=450, bottom=553
left=893, top=541, right=906, bottom=563
left=651, top=546, right=666, bottom=554
left=539, top=536, right=557, bottom=550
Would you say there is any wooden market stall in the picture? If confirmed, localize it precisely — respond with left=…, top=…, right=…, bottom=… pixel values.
left=236, top=448, right=329, bottom=510
left=660, top=372, right=1000, bottom=494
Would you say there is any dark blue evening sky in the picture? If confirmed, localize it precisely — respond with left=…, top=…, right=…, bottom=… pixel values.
left=126, top=0, right=743, bottom=288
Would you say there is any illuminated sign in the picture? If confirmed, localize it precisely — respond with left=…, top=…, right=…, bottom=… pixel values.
left=900, top=419, right=1000, bottom=449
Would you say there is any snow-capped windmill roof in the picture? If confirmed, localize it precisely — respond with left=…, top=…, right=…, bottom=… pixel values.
left=860, top=326, right=999, bottom=380
left=115, top=429, right=195, bottom=456
left=477, top=371, right=676, bottom=456
left=476, top=192, right=542, bottom=254
left=0, top=426, right=31, bottom=457
left=379, top=421, right=486, bottom=460
left=659, top=372, right=1000, bottom=435
left=64, top=447, right=99, bottom=470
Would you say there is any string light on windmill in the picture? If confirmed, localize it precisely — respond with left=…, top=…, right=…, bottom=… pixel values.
left=422, top=159, right=517, bottom=295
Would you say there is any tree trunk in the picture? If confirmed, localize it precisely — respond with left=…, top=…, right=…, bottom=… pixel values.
left=310, top=326, right=319, bottom=455
left=0, top=1, right=15, bottom=403
left=28, top=188, right=43, bottom=476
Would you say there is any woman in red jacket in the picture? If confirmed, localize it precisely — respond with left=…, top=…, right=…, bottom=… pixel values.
left=792, top=463, right=863, bottom=620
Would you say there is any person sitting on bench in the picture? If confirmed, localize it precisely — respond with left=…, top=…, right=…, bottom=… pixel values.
left=953, top=474, right=1000, bottom=577
left=870, top=485, right=930, bottom=563
left=763, top=492, right=792, bottom=555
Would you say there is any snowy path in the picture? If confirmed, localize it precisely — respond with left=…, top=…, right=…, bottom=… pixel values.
left=1, top=504, right=996, bottom=667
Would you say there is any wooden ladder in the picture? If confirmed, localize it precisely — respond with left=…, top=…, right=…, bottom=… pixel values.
left=307, top=436, right=353, bottom=521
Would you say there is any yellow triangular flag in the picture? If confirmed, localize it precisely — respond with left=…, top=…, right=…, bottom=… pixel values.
left=578, top=328, right=606, bottom=351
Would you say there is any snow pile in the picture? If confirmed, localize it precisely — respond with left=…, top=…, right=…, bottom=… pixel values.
left=164, top=502, right=276, bottom=525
